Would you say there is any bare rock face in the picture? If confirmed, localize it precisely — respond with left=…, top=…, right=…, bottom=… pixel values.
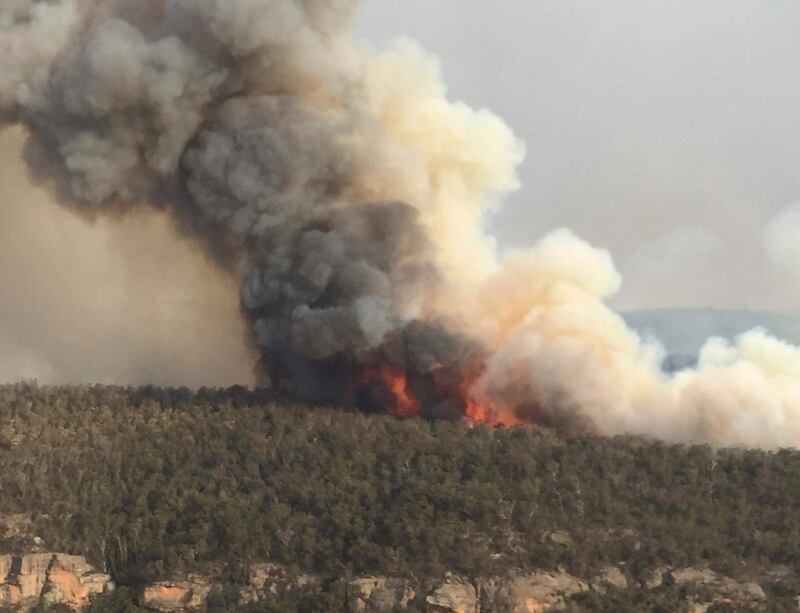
left=479, top=572, right=589, bottom=612
left=41, top=554, right=114, bottom=609
left=590, top=565, right=628, bottom=592
left=0, top=553, right=113, bottom=610
left=15, top=553, right=53, bottom=603
left=641, top=566, right=670, bottom=589
left=670, top=567, right=766, bottom=610
left=141, top=577, right=212, bottom=612
left=347, top=576, right=416, bottom=612
left=426, top=575, right=478, bottom=613
left=0, top=555, right=19, bottom=607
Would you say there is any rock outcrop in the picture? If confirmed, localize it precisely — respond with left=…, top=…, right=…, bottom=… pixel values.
left=591, top=565, right=628, bottom=591
left=109, top=562, right=793, bottom=612
left=426, top=574, right=479, bottom=613
left=347, top=576, right=416, bottom=612
left=0, top=552, right=113, bottom=610
left=339, top=566, right=774, bottom=613
left=479, top=572, right=589, bottom=612
left=670, top=566, right=767, bottom=611
left=141, top=578, right=212, bottom=612
left=641, top=565, right=670, bottom=589
left=141, top=564, right=324, bottom=611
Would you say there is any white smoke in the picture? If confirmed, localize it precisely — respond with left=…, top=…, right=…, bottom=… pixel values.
left=468, top=231, right=800, bottom=448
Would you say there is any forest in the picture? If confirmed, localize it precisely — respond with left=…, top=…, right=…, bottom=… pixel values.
left=0, top=382, right=799, bottom=611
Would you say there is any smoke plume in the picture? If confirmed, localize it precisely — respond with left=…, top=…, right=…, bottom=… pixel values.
left=3, top=0, right=800, bottom=448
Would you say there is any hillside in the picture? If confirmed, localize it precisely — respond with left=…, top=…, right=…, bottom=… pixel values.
left=1, top=383, right=800, bottom=611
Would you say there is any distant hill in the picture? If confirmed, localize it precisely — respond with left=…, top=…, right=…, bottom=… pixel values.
left=623, top=308, right=800, bottom=356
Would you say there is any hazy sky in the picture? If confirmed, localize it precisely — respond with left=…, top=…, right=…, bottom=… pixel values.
left=2, top=1, right=800, bottom=386
left=358, top=1, right=800, bottom=311
left=0, top=128, right=255, bottom=386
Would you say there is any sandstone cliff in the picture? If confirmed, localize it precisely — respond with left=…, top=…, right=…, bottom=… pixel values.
left=0, top=553, right=787, bottom=611
left=136, top=563, right=780, bottom=612
left=0, top=552, right=113, bottom=610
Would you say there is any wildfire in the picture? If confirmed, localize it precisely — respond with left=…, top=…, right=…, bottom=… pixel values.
left=359, top=365, right=423, bottom=417
left=464, top=395, right=493, bottom=424
left=464, top=391, right=524, bottom=426
left=358, top=363, right=523, bottom=426
left=463, top=396, right=522, bottom=427
left=456, top=373, right=522, bottom=428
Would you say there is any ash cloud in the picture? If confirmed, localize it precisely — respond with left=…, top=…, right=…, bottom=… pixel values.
left=3, top=0, right=800, bottom=448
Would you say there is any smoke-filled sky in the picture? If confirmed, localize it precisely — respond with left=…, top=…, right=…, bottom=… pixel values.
left=358, top=1, right=800, bottom=311
left=4, top=0, right=800, bottom=449
left=0, top=126, right=256, bottom=387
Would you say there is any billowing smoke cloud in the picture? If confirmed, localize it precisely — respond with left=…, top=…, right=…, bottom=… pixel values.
left=3, top=0, right=800, bottom=448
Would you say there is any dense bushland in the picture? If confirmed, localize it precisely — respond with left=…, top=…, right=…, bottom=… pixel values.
left=1, top=382, right=799, bottom=604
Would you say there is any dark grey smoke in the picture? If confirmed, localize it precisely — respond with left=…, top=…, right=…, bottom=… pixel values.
left=242, top=201, right=443, bottom=396
left=1, top=0, right=480, bottom=412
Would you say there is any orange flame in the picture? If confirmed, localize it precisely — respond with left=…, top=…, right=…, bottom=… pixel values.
left=457, top=374, right=522, bottom=428
left=361, top=365, right=422, bottom=417
left=463, top=396, right=522, bottom=427
left=359, top=363, right=523, bottom=426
